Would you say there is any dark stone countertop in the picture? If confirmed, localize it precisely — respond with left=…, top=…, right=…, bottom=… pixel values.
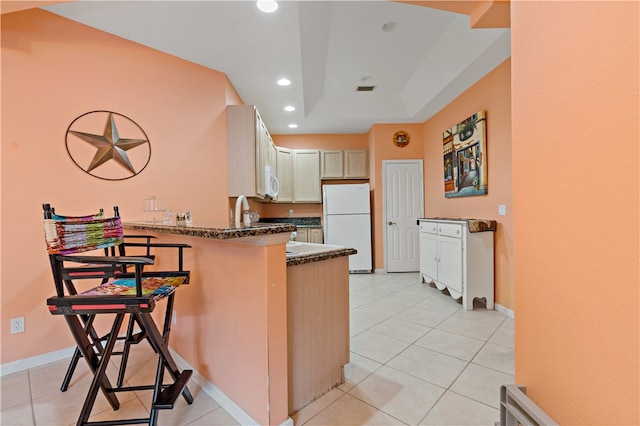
left=417, top=217, right=497, bottom=233
left=286, top=247, right=357, bottom=267
left=123, top=221, right=296, bottom=240
left=123, top=221, right=355, bottom=266
left=259, top=217, right=322, bottom=228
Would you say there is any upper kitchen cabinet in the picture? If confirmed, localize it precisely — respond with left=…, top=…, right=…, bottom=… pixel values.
left=276, top=147, right=293, bottom=203
left=227, top=105, right=277, bottom=200
left=293, top=150, right=321, bottom=203
left=344, top=150, right=369, bottom=178
left=320, top=150, right=343, bottom=178
left=320, top=149, right=369, bottom=179
left=275, top=148, right=321, bottom=203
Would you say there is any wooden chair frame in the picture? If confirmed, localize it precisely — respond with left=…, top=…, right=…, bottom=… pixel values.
left=43, top=203, right=193, bottom=426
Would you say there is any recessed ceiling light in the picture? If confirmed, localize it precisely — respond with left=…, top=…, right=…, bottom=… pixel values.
left=288, top=124, right=298, bottom=129
left=277, top=78, right=291, bottom=86
left=284, top=105, right=295, bottom=112
left=257, top=1, right=278, bottom=13
left=382, top=21, right=397, bottom=32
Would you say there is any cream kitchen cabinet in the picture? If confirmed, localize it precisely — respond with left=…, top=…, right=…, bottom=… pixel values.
left=344, top=150, right=368, bottom=178
left=292, top=150, right=321, bottom=203
left=320, top=150, right=343, bottom=178
left=293, top=228, right=323, bottom=243
left=276, top=147, right=293, bottom=203
left=227, top=105, right=276, bottom=200
left=320, top=149, right=368, bottom=179
left=309, top=228, right=323, bottom=243
left=276, top=148, right=321, bottom=203
left=419, top=219, right=494, bottom=310
left=293, top=228, right=309, bottom=242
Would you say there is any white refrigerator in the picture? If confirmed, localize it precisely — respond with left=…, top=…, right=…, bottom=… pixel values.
left=323, top=183, right=372, bottom=273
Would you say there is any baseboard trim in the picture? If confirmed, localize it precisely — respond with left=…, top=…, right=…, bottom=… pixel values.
left=1, top=346, right=292, bottom=426
left=495, top=303, right=515, bottom=319
left=168, top=348, right=260, bottom=425
left=0, top=346, right=75, bottom=377
left=170, top=348, right=293, bottom=426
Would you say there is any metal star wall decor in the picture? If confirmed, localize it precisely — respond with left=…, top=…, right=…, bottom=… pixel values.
left=65, top=111, right=151, bottom=180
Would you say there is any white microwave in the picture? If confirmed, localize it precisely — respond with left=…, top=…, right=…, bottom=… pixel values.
left=264, top=165, right=279, bottom=199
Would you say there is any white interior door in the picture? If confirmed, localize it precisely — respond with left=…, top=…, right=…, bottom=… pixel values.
left=384, top=160, right=423, bottom=272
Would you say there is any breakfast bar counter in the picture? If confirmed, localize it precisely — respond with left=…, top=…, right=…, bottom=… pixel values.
left=123, top=220, right=296, bottom=240
left=121, top=220, right=354, bottom=424
left=123, top=221, right=356, bottom=266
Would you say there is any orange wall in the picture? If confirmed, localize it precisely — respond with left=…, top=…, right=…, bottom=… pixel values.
left=273, top=133, right=368, bottom=150
left=368, top=123, right=425, bottom=270
left=512, top=2, right=639, bottom=424
left=148, top=232, right=288, bottom=425
left=422, top=59, right=513, bottom=308
left=0, top=8, right=231, bottom=360
left=1, top=9, right=289, bottom=423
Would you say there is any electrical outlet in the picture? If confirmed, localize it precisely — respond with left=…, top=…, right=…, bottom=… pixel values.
left=172, top=309, right=177, bottom=325
left=11, top=317, right=25, bottom=334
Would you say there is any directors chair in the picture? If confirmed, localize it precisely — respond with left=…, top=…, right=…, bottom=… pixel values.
left=43, top=203, right=193, bottom=426
left=49, top=207, right=189, bottom=393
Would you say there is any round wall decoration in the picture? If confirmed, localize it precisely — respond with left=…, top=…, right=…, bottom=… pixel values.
left=393, top=130, right=410, bottom=147
left=65, top=110, right=151, bottom=181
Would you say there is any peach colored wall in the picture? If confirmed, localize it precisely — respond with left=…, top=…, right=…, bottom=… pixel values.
left=148, top=232, right=288, bottom=425
left=0, top=9, right=230, bottom=360
left=367, top=123, right=425, bottom=270
left=1, top=9, right=292, bottom=424
left=273, top=133, right=368, bottom=150
left=512, top=2, right=639, bottom=424
left=422, top=59, right=513, bottom=309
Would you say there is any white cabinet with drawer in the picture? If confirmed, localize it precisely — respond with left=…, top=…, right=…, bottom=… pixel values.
left=419, top=219, right=494, bottom=310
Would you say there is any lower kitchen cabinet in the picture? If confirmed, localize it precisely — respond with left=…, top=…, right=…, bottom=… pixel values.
left=294, top=227, right=323, bottom=244
left=309, top=228, right=323, bottom=244
left=287, top=255, right=349, bottom=414
left=419, top=218, right=495, bottom=310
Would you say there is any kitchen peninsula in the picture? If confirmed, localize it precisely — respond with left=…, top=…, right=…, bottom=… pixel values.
left=123, top=220, right=354, bottom=425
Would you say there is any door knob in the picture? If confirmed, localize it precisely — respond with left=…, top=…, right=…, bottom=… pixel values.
left=388, top=221, right=396, bottom=225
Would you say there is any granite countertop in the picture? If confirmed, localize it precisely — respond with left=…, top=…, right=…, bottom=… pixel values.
left=286, top=247, right=357, bottom=267
left=417, top=217, right=497, bottom=233
left=123, top=221, right=296, bottom=240
left=259, top=217, right=322, bottom=228
left=123, top=220, right=354, bottom=265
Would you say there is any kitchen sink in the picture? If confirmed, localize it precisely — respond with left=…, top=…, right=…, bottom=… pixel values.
left=286, top=242, right=344, bottom=256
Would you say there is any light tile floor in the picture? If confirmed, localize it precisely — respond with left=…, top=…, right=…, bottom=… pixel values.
left=1, top=272, right=513, bottom=425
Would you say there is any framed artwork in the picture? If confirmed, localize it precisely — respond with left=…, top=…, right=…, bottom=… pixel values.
left=443, top=110, right=487, bottom=198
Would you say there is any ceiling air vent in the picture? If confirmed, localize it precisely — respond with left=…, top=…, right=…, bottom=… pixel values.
left=356, top=85, right=376, bottom=92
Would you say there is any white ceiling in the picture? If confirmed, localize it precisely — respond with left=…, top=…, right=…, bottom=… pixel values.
left=42, top=1, right=511, bottom=135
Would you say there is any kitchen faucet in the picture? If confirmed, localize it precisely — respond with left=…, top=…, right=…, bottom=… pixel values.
left=234, top=195, right=251, bottom=228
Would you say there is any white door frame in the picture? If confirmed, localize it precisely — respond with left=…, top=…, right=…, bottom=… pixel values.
left=382, top=159, right=424, bottom=272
